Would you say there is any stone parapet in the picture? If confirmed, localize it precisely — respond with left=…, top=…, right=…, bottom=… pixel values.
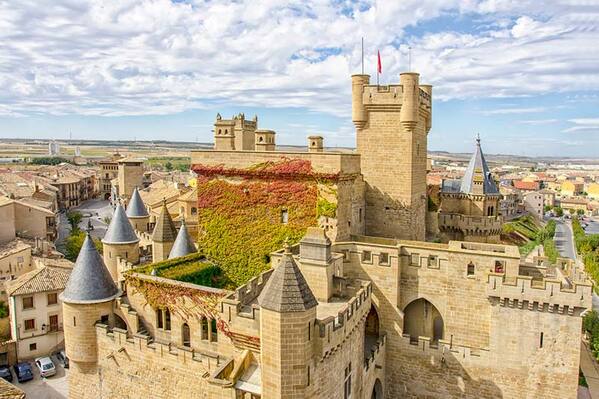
left=191, top=150, right=361, bottom=176
left=486, top=273, right=592, bottom=314
left=315, top=281, right=372, bottom=360
left=364, top=334, right=386, bottom=372
left=439, top=213, right=503, bottom=235
left=398, top=333, right=491, bottom=362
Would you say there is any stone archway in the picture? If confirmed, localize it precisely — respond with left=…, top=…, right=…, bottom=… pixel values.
left=371, top=378, right=383, bottom=399
left=182, top=323, right=191, bottom=347
left=403, top=298, right=444, bottom=343
left=364, top=305, right=380, bottom=360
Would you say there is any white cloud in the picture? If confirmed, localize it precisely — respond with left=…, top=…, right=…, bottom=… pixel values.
left=518, top=119, right=559, bottom=125
left=563, top=118, right=599, bottom=133
left=483, top=107, right=546, bottom=115
left=0, top=0, right=598, bottom=118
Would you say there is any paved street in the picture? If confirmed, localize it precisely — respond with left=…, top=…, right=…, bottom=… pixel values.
left=554, top=219, right=576, bottom=260
left=55, top=199, right=114, bottom=254
left=11, top=356, right=68, bottom=399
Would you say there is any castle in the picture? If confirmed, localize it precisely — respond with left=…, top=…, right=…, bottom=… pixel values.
left=60, top=71, right=592, bottom=399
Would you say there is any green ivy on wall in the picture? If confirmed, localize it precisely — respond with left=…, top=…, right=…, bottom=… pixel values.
left=193, top=158, right=338, bottom=288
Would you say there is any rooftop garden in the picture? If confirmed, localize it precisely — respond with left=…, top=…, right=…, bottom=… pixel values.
left=131, top=252, right=224, bottom=288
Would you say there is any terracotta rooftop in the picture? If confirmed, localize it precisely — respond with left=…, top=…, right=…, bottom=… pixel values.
left=7, top=265, right=71, bottom=296
left=513, top=180, right=541, bottom=191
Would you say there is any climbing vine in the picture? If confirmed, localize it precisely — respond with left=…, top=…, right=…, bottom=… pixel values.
left=192, top=158, right=339, bottom=288
left=125, top=273, right=231, bottom=335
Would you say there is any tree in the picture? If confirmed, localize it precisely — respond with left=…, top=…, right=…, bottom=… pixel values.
left=544, top=205, right=552, bottom=213
left=0, top=301, right=8, bottom=318
left=165, top=161, right=173, bottom=171
left=577, top=209, right=585, bottom=216
left=65, top=230, right=103, bottom=261
left=67, top=211, right=83, bottom=230
left=569, top=208, right=576, bottom=215
left=553, top=206, right=564, bottom=217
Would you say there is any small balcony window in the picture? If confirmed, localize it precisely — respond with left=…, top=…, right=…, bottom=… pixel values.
left=362, top=250, right=372, bottom=263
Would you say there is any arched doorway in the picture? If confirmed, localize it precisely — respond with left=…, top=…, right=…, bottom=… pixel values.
left=403, top=298, right=444, bottom=343
left=182, top=323, right=191, bottom=347
left=371, top=378, right=383, bottom=399
left=364, top=306, right=380, bottom=360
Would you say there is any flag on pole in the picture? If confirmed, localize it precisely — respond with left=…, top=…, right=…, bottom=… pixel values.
left=377, top=50, right=382, bottom=74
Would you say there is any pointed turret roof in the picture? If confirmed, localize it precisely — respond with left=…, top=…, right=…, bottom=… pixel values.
left=102, top=203, right=139, bottom=244
left=60, top=234, right=120, bottom=304
left=258, top=244, right=317, bottom=313
left=152, top=201, right=178, bottom=243
left=126, top=187, right=149, bottom=218
left=168, top=220, right=197, bottom=259
left=459, top=135, right=499, bottom=195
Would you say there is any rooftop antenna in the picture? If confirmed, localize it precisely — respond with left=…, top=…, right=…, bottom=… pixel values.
left=408, top=46, right=412, bottom=71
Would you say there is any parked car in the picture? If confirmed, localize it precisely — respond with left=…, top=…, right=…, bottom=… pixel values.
left=55, top=350, right=69, bottom=368
left=35, top=357, right=56, bottom=378
left=0, top=365, right=12, bottom=382
left=13, top=362, right=33, bottom=383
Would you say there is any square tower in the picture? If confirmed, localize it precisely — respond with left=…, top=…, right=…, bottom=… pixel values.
left=352, top=73, right=432, bottom=240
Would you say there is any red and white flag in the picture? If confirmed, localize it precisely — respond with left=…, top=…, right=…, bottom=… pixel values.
left=377, top=50, right=382, bottom=74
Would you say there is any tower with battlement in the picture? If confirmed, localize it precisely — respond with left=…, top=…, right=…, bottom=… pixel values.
left=352, top=73, right=432, bottom=241
left=213, top=112, right=258, bottom=151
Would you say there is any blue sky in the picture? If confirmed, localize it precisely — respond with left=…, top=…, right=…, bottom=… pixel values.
left=1, top=0, right=598, bottom=157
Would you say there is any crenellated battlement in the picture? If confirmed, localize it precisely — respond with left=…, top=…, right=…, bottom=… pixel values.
left=219, top=269, right=274, bottom=322
left=95, top=323, right=227, bottom=372
left=364, top=334, right=386, bottom=372
left=486, top=273, right=592, bottom=314
left=315, top=281, right=372, bottom=360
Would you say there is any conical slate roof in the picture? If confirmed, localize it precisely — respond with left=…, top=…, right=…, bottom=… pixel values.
left=102, top=203, right=139, bottom=244
left=168, top=220, right=197, bottom=259
left=126, top=187, right=149, bottom=218
left=459, top=135, right=499, bottom=195
left=152, top=201, right=177, bottom=243
left=60, top=234, right=120, bottom=304
left=258, top=244, right=318, bottom=313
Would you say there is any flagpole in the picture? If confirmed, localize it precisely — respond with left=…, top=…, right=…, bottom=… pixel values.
left=361, top=37, right=364, bottom=75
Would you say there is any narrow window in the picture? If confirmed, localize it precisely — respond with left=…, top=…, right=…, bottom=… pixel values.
left=29, top=343, right=37, bottom=351
left=359, top=208, right=362, bottom=222
left=201, top=317, right=208, bottom=340
left=307, top=365, right=310, bottom=386
left=211, top=319, right=218, bottom=342
left=539, top=332, right=544, bottom=348
left=165, top=309, right=171, bottom=331
left=362, top=250, right=372, bottom=263
left=182, top=323, right=191, bottom=347
left=344, top=362, right=352, bottom=399
left=380, top=252, right=389, bottom=265
left=467, top=262, right=475, bottom=276
left=428, top=255, right=437, bottom=267
left=73, top=316, right=76, bottom=327
left=308, top=322, right=311, bottom=341
left=281, top=209, right=288, bottom=224
left=156, top=309, right=164, bottom=329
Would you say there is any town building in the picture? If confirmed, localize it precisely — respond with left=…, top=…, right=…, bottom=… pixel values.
left=60, top=71, right=591, bottom=399
left=7, top=265, right=71, bottom=360
left=522, top=191, right=544, bottom=219
left=561, top=180, right=584, bottom=197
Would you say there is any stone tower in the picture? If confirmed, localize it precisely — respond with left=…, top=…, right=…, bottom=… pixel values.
left=254, top=129, right=276, bottom=152
left=258, top=244, right=318, bottom=398
left=102, top=203, right=140, bottom=282
left=213, top=112, right=258, bottom=151
left=117, top=158, right=144, bottom=201
left=352, top=72, right=432, bottom=240
left=60, top=234, right=120, bottom=399
left=168, top=219, right=197, bottom=259
left=126, top=187, right=150, bottom=232
left=151, top=201, right=178, bottom=262
left=438, top=136, right=503, bottom=243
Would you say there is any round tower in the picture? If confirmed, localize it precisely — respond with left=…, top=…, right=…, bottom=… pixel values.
left=60, top=233, right=121, bottom=366
left=126, top=187, right=150, bottom=232
left=258, top=243, right=318, bottom=398
left=351, top=74, right=370, bottom=129
left=102, top=203, right=140, bottom=282
left=399, top=72, right=420, bottom=131
left=151, top=201, right=178, bottom=262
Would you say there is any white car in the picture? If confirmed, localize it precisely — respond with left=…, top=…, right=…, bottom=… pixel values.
left=35, top=357, right=56, bottom=378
